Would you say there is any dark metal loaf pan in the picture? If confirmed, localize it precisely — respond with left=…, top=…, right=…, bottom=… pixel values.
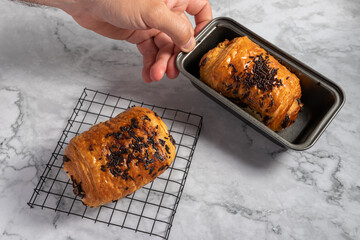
left=176, top=17, right=345, bottom=151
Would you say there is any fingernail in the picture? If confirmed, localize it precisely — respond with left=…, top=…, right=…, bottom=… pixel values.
left=181, top=37, right=196, bottom=52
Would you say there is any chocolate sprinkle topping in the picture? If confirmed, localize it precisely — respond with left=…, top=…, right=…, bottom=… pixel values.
left=89, top=144, right=94, bottom=151
left=96, top=111, right=171, bottom=179
left=231, top=53, right=282, bottom=92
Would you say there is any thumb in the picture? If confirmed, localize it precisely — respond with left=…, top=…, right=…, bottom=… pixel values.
left=142, top=2, right=196, bottom=52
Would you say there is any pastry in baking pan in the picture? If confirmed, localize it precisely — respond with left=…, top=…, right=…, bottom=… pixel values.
left=63, top=106, right=176, bottom=207
left=199, top=36, right=303, bottom=131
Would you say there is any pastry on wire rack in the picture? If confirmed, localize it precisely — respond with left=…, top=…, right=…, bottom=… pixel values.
left=63, top=106, right=176, bottom=207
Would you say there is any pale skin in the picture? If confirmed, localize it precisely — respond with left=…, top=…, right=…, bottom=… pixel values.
left=19, top=0, right=213, bottom=82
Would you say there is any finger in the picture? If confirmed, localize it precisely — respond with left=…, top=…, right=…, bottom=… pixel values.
left=142, top=1, right=196, bottom=52
left=150, top=33, right=174, bottom=81
left=166, top=46, right=181, bottom=79
left=186, top=0, right=213, bottom=35
left=137, top=38, right=158, bottom=83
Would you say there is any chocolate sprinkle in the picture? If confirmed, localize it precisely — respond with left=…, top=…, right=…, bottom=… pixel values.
left=165, top=145, right=171, bottom=154
left=158, top=165, right=166, bottom=172
left=200, top=57, right=210, bottom=66
left=296, top=98, right=304, bottom=111
left=226, top=84, right=234, bottom=91
left=228, top=63, right=238, bottom=73
left=259, top=100, right=264, bottom=108
left=63, top=155, right=71, bottom=162
left=263, top=115, right=272, bottom=125
left=131, top=118, right=139, bottom=129
left=120, top=126, right=129, bottom=132
left=154, top=151, right=164, bottom=161
left=281, top=114, right=290, bottom=128
left=159, top=139, right=166, bottom=146
left=89, top=144, right=94, bottom=152
left=169, top=135, right=176, bottom=145
left=269, top=95, right=274, bottom=108
left=149, top=166, right=155, bottom=175
left=71, top=177, right=85, bottom=199
left=241, top=91, right=250, bottom=101
left=143, top=115, right=151, bottom=121
left=110, top=167, right=122, bottom=177
left=233, top=53, right=282, bottom=92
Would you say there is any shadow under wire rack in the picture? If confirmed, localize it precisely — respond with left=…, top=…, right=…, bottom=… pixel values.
left=28, top=88, right=203, bottom=240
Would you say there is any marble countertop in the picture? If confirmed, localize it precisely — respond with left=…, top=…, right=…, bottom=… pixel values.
left=1, top=0, right=360, bottom=239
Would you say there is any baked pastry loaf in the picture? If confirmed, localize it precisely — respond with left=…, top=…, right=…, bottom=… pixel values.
left=199, top=36, right=303, bottom=131
left=63, top=106, right=176, bottom=207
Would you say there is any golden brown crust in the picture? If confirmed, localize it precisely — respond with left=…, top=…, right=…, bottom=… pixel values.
left=63, top=106, right=176, bottom=207
left=199, top=36, right=303, bottom=131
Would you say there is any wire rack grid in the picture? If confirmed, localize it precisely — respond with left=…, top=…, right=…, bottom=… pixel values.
left=28, top=88, right=203, bottom=239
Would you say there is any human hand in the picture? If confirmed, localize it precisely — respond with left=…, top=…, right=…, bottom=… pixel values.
left=49, top=0, right=212, bottom=83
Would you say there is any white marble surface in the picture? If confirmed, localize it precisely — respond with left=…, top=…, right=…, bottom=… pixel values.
left=1, top=0, right=360, bottom=239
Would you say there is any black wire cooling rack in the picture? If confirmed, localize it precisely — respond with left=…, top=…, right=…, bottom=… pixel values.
left=28, top=88, right=203, bottom=239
